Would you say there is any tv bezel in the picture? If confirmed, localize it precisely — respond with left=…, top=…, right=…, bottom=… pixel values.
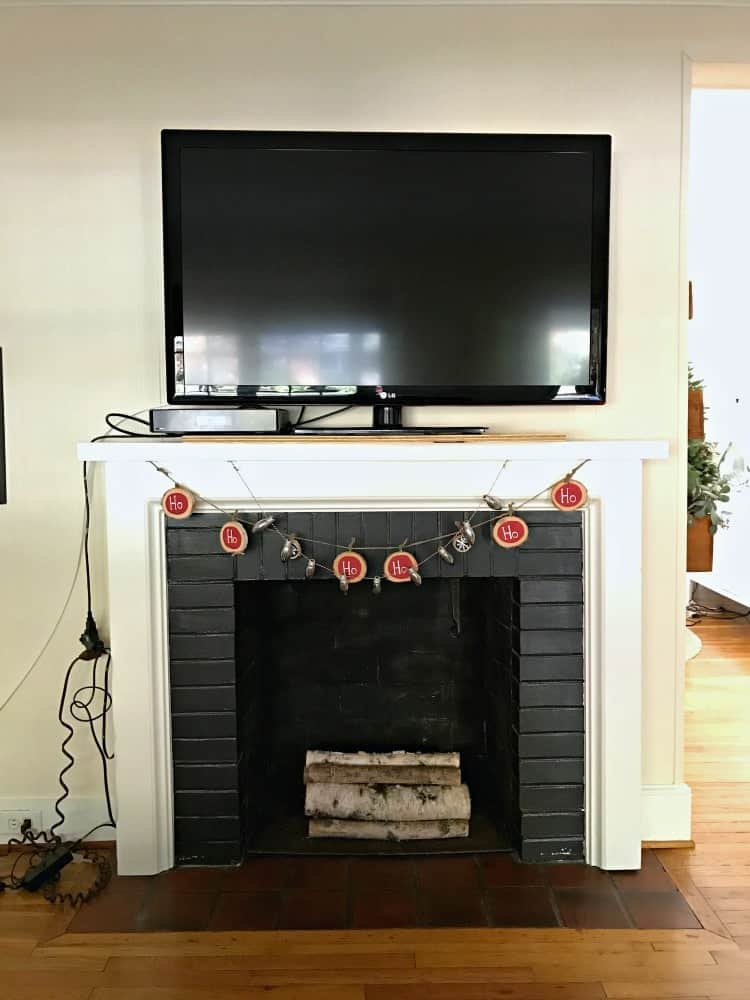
left=161, top=129, right=611, bottom=407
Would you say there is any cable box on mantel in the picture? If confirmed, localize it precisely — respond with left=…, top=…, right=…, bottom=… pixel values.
left=150, top=406, right=291, bottom=435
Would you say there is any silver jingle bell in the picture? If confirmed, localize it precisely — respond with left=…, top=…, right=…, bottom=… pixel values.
left=436, top=545, right=455, bottom=565
left=458, top=520, right=476, bottom=545
left=408, top=567, right=422, bottom=586
left=280, top=536, right=302, bottom=562
left=372, top=576, right=382, bottom=595
left=305, top=558, right=316, bottom=579
left=483, top=494, right=505, bottom=511
left=339, top=574, right=349, bottom=594
left=251, top=515, right=275, bottom=535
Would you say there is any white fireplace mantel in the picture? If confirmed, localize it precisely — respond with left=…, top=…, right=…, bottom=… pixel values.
left=79, top=436, right=669, bottom=875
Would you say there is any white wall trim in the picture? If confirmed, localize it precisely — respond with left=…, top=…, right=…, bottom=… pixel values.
left=641, top=783, right=693, bottom=842
left=0, top=797, right=106, bottom=845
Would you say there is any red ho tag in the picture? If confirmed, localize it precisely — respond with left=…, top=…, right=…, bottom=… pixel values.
left=332, top=551, right=367, bottom=583
left=219, top=520, right=248, bottom=555
left=383, top=550, right=419, bottom=583
left=550, top=479, right=588, bottom=511
left=492, top=515, right=529, bottom=549
left=161, top=487, right=195, bottom=520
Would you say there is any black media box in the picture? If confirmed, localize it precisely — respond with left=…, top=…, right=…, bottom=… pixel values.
left=150, top=407, right=291, bottom=435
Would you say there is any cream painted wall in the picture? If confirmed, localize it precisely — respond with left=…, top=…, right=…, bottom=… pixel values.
left=2, top=2, right=749, bottom=827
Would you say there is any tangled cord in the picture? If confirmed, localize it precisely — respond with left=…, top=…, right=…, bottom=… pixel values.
left=0, top=462, right=116, bottom=903
left=4, top=827, right=112, bottom=906
left=2, top=647, right=116, bottom=904
left=51, top=648, right=115, bottom=840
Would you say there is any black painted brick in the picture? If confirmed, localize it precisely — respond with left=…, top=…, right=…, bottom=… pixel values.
left=171, top=714, right=237, bottom=739
left=340, top=684, right=449, bottom=718
left=524, top=526, right=582, bottom=550
left=517, top=604, right=583, bottom=630
left=380, top=651, right=467, bottom=686
left=515, top=654, right=584, bottom=681
left=518, top=682, right=583, bottom=708
left=174, top=790, right=239, bottom=817
left=521, top=838, right=584, bottom=863
left=519, top=707, right=584, bottom=733
left=174, top=763, right=239, bottom=790
left=170, top=659, right=236, bottom=687
left=170, top=634, right=234, bottom=660
left=175, top=841, right=242, bottom=866
left=166, top=509, right=587, bottom=866
left=519, top=578, right=583, bottom=604
left=169, top=608, right=235, bottom=635
left=518, top=552, right=582, bottom=576
left=387, top=717, right=453, bottom=748
left=518, top=631, right=583, bottom=656
left=521, top=511, right=582, bottom=526
left=168, top=512, right=228, bottom=530
left=174, top=816, right=241, bottom=842
left=276, top=650, right=378, bottom=686
left=167, top=529, right=224, bottom=555
left=169, top=583, right=235, bottom=609
left=518, top=731, right=585, bottom=758
left=519, top=758, right=585, bottom=785
left=172, top=738, right=238, bottom=763
left=171, top=686, right=236, bottom=714
left=521, top=812, right=584, bottom=839
left=519, top=784, right=585, bottom=812
left=167, top=555, right=234, bottom=581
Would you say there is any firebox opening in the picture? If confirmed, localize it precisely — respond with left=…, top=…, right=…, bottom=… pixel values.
left=235, top=577, right=518, bottom=856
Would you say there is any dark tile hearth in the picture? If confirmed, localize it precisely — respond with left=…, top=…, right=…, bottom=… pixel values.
left=67, top=850, right=702, bottom=934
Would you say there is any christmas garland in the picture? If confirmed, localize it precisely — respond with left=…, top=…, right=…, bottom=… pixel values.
left=152, top=458, right=590, bottom=593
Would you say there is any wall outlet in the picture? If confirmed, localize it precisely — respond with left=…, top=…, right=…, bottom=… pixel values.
left=0, top=810, right=42, bottom=837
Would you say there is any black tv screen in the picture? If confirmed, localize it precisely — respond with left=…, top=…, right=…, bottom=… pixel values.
left=162, top=131, right=610, bottom=406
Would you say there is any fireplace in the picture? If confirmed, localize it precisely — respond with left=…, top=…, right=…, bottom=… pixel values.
left=80, top=437, right=668, bottom=874
left=167, top=508, right=584, bottom=866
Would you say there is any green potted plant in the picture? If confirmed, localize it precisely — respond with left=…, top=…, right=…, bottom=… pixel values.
left=688, top=364, right=705, bottom=440
left=687, top=439, right=732, bottom=571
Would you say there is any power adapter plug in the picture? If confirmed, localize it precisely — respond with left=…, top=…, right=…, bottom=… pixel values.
left=79, top=612, right=105, bottom=660
left=21, top=843, right=74, bottom=892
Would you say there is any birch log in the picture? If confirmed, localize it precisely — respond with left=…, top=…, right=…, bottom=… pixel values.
left=309, top=818, right=469, bottom=840
left=304, top=764, right=460, bottom=786
left=305, top=750, right=460, bottom=768
left=304, top=782, right=471, bottom=822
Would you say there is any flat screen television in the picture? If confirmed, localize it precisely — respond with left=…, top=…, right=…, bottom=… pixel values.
left=161, top=130, right=611, bottom=419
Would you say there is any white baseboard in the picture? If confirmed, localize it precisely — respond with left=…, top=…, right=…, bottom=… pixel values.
left=641, top=783, right=692, bottom=842
left=0, top=797, right=110, bottom=844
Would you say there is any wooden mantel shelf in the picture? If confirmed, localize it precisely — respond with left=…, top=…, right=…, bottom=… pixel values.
left=78, top=437, right=669, bottom=463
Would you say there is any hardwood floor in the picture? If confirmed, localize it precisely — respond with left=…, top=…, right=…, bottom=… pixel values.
left=2, top=615, right=750, bottom=999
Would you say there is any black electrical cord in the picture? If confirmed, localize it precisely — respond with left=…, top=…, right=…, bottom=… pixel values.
left=90, top=411, right=169, bottom=442
left=1, top=460, right=115, bottom=903
left=294, top=405, right=355, bottom=428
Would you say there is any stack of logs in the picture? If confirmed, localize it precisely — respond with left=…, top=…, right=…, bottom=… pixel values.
left=304, top=750, right=471, bottom=840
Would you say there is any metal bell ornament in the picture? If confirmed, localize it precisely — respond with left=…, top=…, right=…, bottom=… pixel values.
left=372, top=576, right=382, bottom=595
left=483, top=494, right=505, bottom=512
left=436, top=545, right=455, bottom=565
left=280, top=535, right=302, bottom=562
left=305, top=558, right=317, bottom=579
left=252, top=515, right=275, bottom=535
left=339, top=574, right=349, bottom=594
left=408, top=567, right=422, bottom=586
